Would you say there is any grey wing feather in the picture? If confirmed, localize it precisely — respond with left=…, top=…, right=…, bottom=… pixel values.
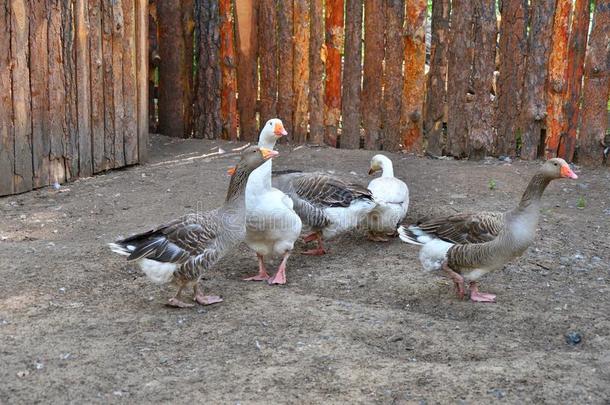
left=416, top=212, right=504, bottom=244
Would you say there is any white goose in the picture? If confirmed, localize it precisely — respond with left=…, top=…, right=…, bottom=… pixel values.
left=366, top=154, right=409, bottom=241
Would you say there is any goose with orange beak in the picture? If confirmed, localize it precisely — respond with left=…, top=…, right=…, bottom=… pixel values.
left=398, top=158, right=578, bottom=303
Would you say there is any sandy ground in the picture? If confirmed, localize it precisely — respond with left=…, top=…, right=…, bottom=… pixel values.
left=1, top=134, right=609, bottom=404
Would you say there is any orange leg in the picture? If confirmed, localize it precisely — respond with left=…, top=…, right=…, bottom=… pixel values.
left=268, top=252, right=291, bottom=285
left=442, top=261, right=465, bottom=299
left=302, top=232, right=327, bottom=256
left=243, top=253, right=271, bottom=281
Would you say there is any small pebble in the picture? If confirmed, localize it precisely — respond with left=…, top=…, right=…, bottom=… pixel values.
left=388, top=335, right=403, bottom=343
left=489, top=388, right=506, bottom=399
left=565, top=331, right=582, bottom=346
left=59, top=287, right=66, bottom=293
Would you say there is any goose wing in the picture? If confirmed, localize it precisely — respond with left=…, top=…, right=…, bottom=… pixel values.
left=415, top=211, right=504, bottom=244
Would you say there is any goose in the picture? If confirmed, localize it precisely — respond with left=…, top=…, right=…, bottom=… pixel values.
left=366, top=154, right=409, bottom=241
left=272, top=171, right=376, bottom=255
left=398, top=158, right=578, bottom=303
left=108, top=146, right=278, bottom=308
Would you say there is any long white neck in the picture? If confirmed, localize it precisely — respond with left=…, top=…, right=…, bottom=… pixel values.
left=379, top=157, right=394, bottom=178
left=247, top=131, right=277, bottom=197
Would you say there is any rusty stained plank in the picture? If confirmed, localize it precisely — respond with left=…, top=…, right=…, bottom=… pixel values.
left=362, top=0, right=384, bottom=150
left=309, top=0, right=325, bottom=144
left=0, top=1, right=14, bottom=195
left=324, top=0, right=344, bottom=146
left=258, top=0, right=277, bottom=125
left=235, top=0, right=258, bottom=141
left=400, top=0, right=427, bottom=153
left=382, top=0, right=404, bottom=152
left=219, top=0, right=238, bottom=141
left=293, top=0, right=311, bottom=143
left=340, top=0, right=363, bottom=149
left=277, top=0, right=294, bottom=138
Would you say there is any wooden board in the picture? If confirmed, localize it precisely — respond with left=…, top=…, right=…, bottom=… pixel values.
left=235, top=0, right=258, bottom=141
left=89, top=0, right=106, bottom=172
left=340, top=0, right=363, bottom=149
left=101, top=0, right=116, bottom=170
left=76, top=0, right=93, bottom=176
left=63, top=1, right=80, bottom=179
left=578, top=1, right=610, bottom=166
left=495, top=0, right=527, bottom=157
left=382, top=0, right=404, bottom=152
left=29, top=0, right=50, bottom=188
left=293, top=0, right=311, bottom=143
left=11, top=0, right=33, bottom=193
left=424, top=0, right=450, bottom=156
left=112, top=0, right=126, bottom=166
left=324, top=0, right=344, bottom=147
left=277, top=0, right=294, bottom=139
left=0, top=1, right=14, bottom=195
left=136, top=0, right=149, bottom=160
left=401, top=0, right=427, bottom=153
left=520, top=0, right=555, bottom=160
left=122, top=0, right=138, bottom=164
left=219, top=0, right=238, bottom=141
left=308, top=0, right=325, bottom=144
left=362, top=0, right=385, bottom=150
left=258, top=0, right=278, bottom=125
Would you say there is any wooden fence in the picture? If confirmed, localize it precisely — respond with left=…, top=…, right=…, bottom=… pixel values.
left=0, top=0, right=148, bottom=197
left=153, top=0, right=610, bottom=166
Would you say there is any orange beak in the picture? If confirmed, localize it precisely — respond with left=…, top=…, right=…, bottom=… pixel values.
left=273, top=122, right=288, bottom=137
left=260, top=148, right=279, bottom=160
left=227, top=166, right=236, bottom=176
left=560, top=164, right=578, bottom=179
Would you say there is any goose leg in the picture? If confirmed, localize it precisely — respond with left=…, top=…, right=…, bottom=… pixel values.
left=167, top=283, right=195, bottom=308
left=193, top=283, right=223, bottom=305
left=442, top=261, right=465, bottom=299
left=243, top=253, right=271, bottom=281
left=469, top=282, right=496, bottom=303
left=302, top=233, right=327, bottom=255
left=268, top=252, right=290, bottom=285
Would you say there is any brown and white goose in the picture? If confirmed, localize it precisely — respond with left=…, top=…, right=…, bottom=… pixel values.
left=108, top=146, right=278, bottom=308
left=398, top=158, right=578, bottom=303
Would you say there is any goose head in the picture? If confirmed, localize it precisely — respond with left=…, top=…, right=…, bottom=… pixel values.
left=258, top=118, right=288, bottom=149
left=542, top=158, right=578, bottom=180
left=227, top=146, right=279, bottom=176
left=368, top=154, right=393, bottom=176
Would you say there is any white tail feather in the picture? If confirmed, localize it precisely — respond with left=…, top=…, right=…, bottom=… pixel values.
left=108, top=242, right=176, bottom=284
left=108, top=242, right=131, bottom=256
left=397, top=226, right=423, bottom=246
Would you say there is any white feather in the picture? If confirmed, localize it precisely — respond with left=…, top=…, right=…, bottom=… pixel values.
left=138, top=259, right=177, bottom=284
left=419, top=239, right=453, bottom=271
left=108, top=242, right=131, bottom=256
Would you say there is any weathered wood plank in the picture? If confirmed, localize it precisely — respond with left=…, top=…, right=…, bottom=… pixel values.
left=258, top=0, right=277, bottom=125
left=467, top=0, right=497, bottom=160
left=89, top=0, right=106, bottom=172
left=578, top=1, right=610, bottom=166
left=148, top=0, right=158, bottom=134
left=340, top=0, right=363, bottom=149
left=29, top=0, right=50, bottom=188
left=194, top=0, right=221, bottom=139
left=11, top=0, right=33, bottom=192
left=63, top=0, right=79, bottom=179
left=101, top=0, right=116, bottom=169
left=520, top=0, right=555, bottom=160
left=48, top=0, right=68, bottom=185
left=0, top=1, right=14, bottom=195
left=495, top=0, right=527, bottom=157
left=545, top=0, right=571, bottom=159
left=362, top=0, right=384, bottom=150
left=424, top=0, right=450, bottom=156
left=235, top=0, right=258, bottom=141
left=136, top=0, right=149, bottom=160
left=122, top=0, right=138, bottom=164
left=293, top=0, right=311, bottom=143
left=446, top=0, right=473, bottom=157
left=309, top=0, right=325, bottom=144
left=277, top=0, right=294, bottom=138
left=401, top=0, right=427, bottom=153
left=76, top=0, right=93, bottom=176
left=324, top=0, right=344, bottom=147
left=158, top=0, right=193, bottom=138
left=382, top=0, right=404, bottom=152
left=111, top=0, right=125, bottom=166
left=219, top=0, right=238, bottom=141
left=559, top=0, right=591, bottom=162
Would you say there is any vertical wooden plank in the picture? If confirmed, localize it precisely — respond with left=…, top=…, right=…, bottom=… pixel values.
left=324, top=0, right=344, bottom=147
left=90, top=0, right=106, bottom=172
left=545, top=0, right=571, bottom=159
left=76, top=0, right=93, bottom=176
left=401, top=0, right=427, bottom=153
left=577, top=1, right=609, bottom=166
left=362, top=0, right=384, bottom=150
left=111, top=0, right=126, bottom=165
left=495, top=0, right=527, bottom=157
left=520, top=0, right=555, bottom=160
left=48, top=0, right=68, bottom=185
left=219, top=0, right=238, bottom=141
left=382, top=0, right=404, bottom=152
left=340, top=0, right=363, bottom=149
left=293, top=0, right=311, bottom=143
left=424, top=0, right=450, bottom=156
left=62, top=0, right=79, bottom=179
left=446, top=0, right=473, bottom=158
left=0, top=1, right=14, bottom=195
left=11, top=0, right=33, bottom=193
left=559, top=0, right=591, bottom=162
left=148, top=0, right=158, bottom=134
left=467, top=0, right=497, bottom=160
left=194, top=0, right=221, bottom=139
left=101, top=0, right=115, bottom=169
left=30, top=0, right=50, bottom=188
left=309, top=0, right=325, bottom=144
left=136, top=0, right=149, bottom=160
left=235, top=0, right=258, bottom=141
left=258, top=0, right=277, bottom=125
left=277, top=0, right=294, bottom=138
left=122, top=0, right=138, bottom=164
left=157, top=0, right=193, bottom=138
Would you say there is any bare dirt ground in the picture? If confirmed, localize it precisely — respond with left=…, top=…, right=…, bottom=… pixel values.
left=1, top=134, right=609, bottom=404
